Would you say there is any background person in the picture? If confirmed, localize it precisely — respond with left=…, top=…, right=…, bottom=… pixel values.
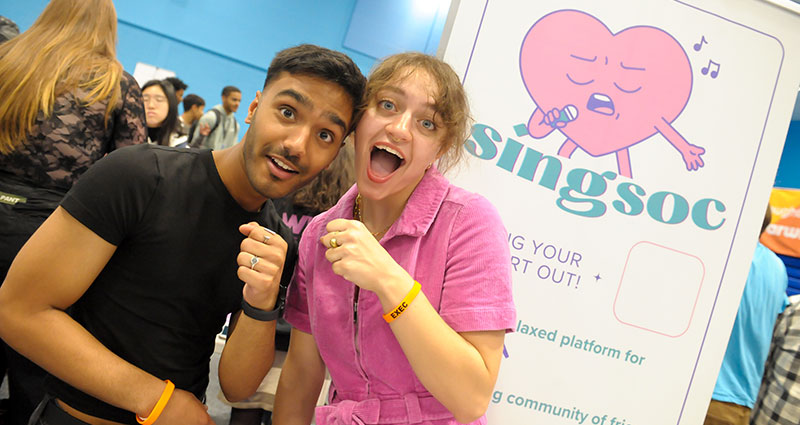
left=176, top=94, right=205, bottom=137
left=0, top=13, right=19, bottom=417
left=165, top=76, right=187, bottom=104
left=749, top=299, right=800, bottom=424
left=191, top=85, right=241, bottom=150
left=142, top=79, right=179, bottom=146
left=273, top=52, right=515, bottom=425
left=705, top=205, right=789, bottom=425
left=172, top=94, right=205, bottom=148
left=0, top=0, right=146, bottom=422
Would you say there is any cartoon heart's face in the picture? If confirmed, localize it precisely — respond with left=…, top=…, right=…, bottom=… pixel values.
left=520, top=10, right=692, bottom=156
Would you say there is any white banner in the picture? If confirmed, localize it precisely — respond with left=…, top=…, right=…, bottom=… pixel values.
left=440, top=1, right=800, bottom=424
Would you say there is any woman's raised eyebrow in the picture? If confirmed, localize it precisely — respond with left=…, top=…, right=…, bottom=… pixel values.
left=381, top=86, right=437, bottom=110
left=381, top=85, right=405, bottom=96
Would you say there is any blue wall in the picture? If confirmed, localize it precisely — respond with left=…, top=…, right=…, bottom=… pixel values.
left=5, top=0, right=796, bottom=185
left=775, top=120, right=800, bottom=189
left=1, top=0, right=447, bottom=125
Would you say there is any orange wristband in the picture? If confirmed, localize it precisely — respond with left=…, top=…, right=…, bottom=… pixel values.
left=383, top=280, right=421, bottom=323
left=136, top=380, right=175, bottom=425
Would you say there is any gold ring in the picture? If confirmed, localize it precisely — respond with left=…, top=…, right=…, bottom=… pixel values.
left=329, top=238, right=339, bottom=249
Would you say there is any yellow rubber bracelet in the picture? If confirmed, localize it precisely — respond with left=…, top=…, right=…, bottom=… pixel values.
left=383, top=280, right=422, bottom=323
left=136, top=380, right=175, bottom=425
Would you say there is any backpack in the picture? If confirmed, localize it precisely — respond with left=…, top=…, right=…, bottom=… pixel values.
left=186, top=109, right=224, bottom=146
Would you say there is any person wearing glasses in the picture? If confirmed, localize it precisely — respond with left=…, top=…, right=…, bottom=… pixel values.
left=142, top=79, right=179, bottom=146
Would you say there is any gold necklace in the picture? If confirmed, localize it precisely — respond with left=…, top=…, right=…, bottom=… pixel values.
left=354, top=194, right=391, bottom=238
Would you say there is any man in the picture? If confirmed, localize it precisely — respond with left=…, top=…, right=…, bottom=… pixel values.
left=176, top=94, right=205, bottom=138
left=191, top=85, right=242, bottom=150
left=165, top=76, right=187, bottom=104
left=172, top=94, right=206, bottom=148
left=749, top=299, right=800, bottom=424
left=705, top=205, right=789, bottom=425
left=0, top=44, right=366, bottom=425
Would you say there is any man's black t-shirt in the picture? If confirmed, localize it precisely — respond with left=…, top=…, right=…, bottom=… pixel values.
left=49, top=144, right=296, bottom=423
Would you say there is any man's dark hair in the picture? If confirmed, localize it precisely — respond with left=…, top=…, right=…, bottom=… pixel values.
left=165, top=77, right=187, bottom=92
left=222, top=85, right=241, bottom=97
left=182, top=94, right=204, bottom=111
left=264, top=44, right=366, bottom=131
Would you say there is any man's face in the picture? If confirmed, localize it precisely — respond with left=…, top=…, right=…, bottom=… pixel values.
left=174, top=89, right=184, bottom=104
left=242, top=72, right=353, bottom=200
left=223, top=91, right=242, bottom=113
left=191, top=104, right=205, bottom=122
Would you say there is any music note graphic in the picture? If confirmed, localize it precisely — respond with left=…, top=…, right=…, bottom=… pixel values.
left=693, top=36, right=708, bottom=51
left=701, top=59, right=720, bottom=79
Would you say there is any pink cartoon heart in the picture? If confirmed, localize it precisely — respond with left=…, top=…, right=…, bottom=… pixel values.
left=520, top=10, right=705, bottom=178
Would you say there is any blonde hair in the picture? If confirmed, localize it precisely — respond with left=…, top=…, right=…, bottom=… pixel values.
left=365, top=52, right=472, bottom=173
left=0, top=0, right=122, bottom=154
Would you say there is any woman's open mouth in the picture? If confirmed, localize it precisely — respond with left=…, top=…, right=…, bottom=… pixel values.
left=368, top=144, right=405, bottom=181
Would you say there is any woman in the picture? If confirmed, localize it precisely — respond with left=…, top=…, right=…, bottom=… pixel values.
left=141, top=79, right=178, bottom=146
left=0, top=0, right=146, bottom=421
left=274, top=53, right=515, bottom=425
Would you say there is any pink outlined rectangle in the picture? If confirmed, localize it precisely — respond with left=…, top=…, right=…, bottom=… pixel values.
left=613, top=241, right=706, bottom=338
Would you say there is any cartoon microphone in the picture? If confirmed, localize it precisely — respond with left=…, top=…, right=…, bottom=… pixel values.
left=542, top=105, right=579, bottom=128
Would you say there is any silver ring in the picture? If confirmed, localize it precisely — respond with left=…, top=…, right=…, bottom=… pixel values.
left=250, top=255, right=259, bottom=270
left=263, top=235, right=271, bottom=244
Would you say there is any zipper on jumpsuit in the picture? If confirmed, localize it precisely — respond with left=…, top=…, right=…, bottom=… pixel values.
left=353, top=286, right=370, bottom=392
